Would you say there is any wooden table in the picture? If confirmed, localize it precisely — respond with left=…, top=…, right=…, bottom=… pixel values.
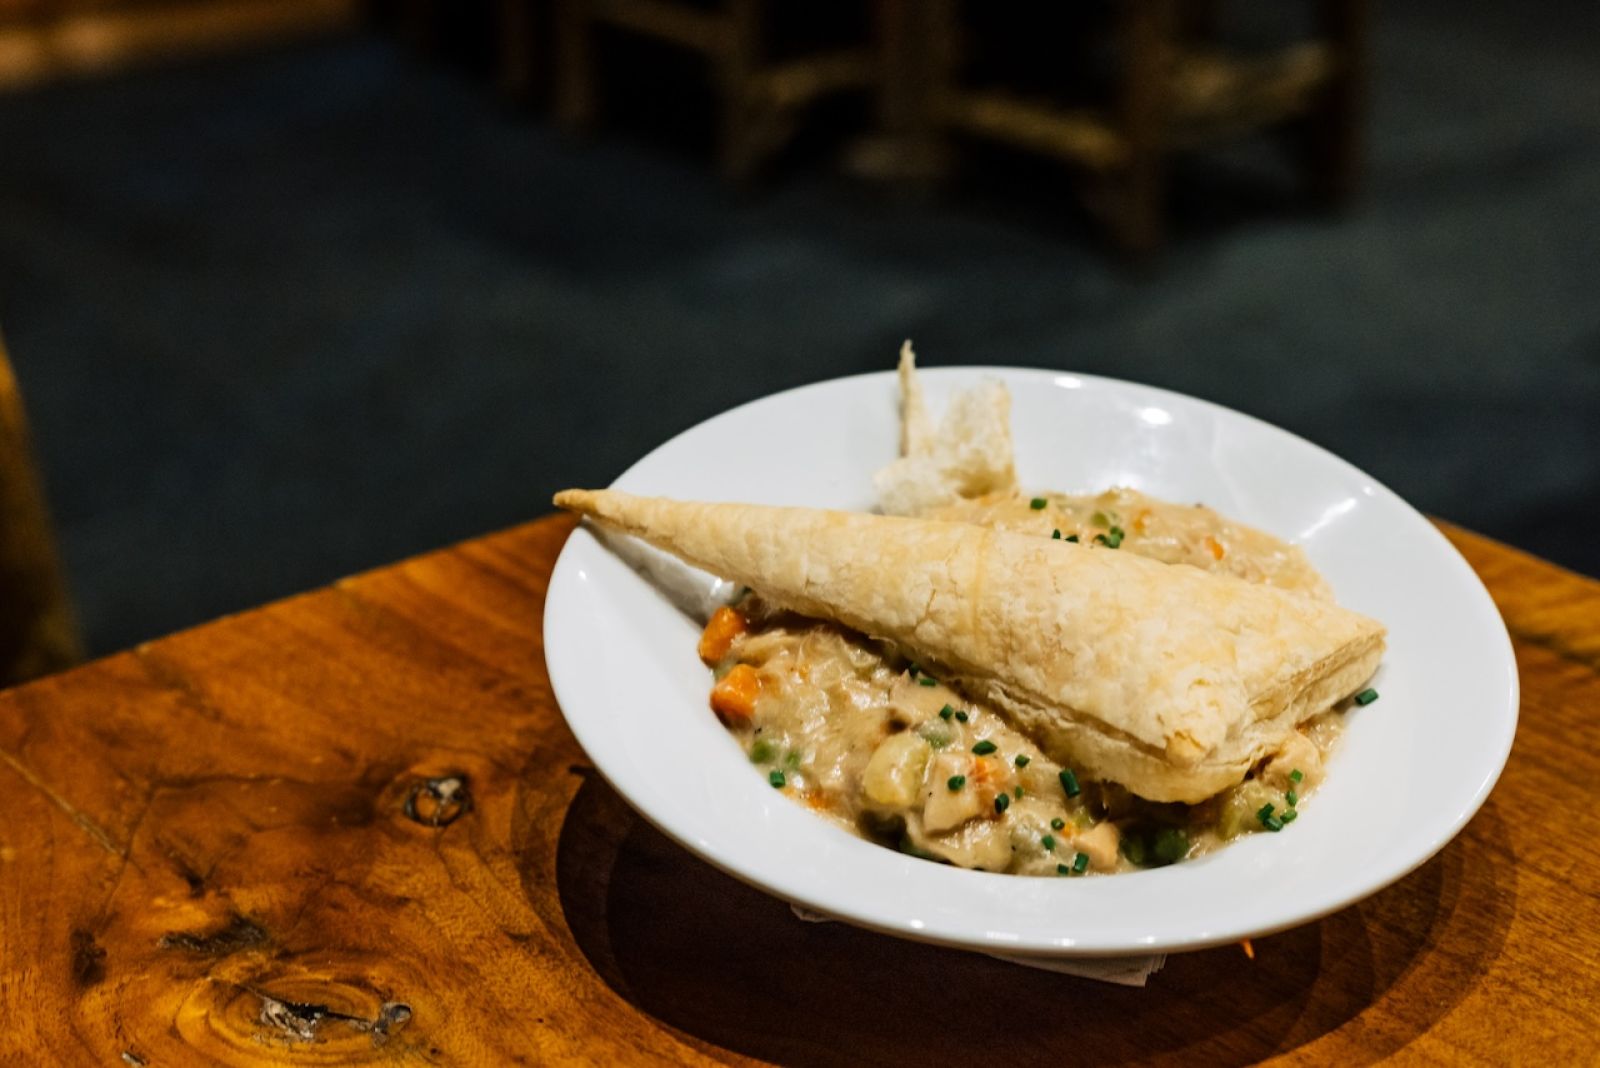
left=2, top=517, right=1595, bottom=1065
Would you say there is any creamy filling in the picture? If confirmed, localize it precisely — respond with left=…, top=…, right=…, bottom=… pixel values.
left=708, top=607, right=1343, bottom=877
left=697, top=487, right=1349, bottom=877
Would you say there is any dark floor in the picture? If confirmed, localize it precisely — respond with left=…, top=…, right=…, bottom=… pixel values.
left=1, top=2, right=1597, bottom=656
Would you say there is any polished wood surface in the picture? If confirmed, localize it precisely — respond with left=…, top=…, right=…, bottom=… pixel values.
left=0, top=515, right=1593, bottom=1064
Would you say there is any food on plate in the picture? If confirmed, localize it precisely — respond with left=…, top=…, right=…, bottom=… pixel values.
left=553, top=486, right=1385, bottom=872
left=877, top=345, right=1330, bottom=597
left=553, top=350, right=1385, bottom=876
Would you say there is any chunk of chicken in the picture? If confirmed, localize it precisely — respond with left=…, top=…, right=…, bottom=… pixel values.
left=1072, top=821, right=1122, bottom=872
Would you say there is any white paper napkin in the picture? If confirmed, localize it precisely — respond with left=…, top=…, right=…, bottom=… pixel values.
left=790, top=905, right=1166, bottom=987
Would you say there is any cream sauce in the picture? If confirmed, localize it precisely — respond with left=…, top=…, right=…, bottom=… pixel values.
left=718, top=607, right=1344, bottom=876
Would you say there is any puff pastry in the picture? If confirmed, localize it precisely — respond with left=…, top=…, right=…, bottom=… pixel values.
left=554, top=488, right=1386, bottom=803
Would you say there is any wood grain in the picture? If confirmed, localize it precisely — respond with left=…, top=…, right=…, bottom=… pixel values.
left=0, top=515, right=1595, bottom=1065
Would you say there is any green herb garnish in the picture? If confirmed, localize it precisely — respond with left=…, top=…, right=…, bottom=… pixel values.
left=1289, top=768, right=1304, bottom=783
left=769, top=770, right=786, bottom=788
left=1065, top=534, right=1079, bottom=543
left=1286, top=789, right=1298, bottom=807
left=1281, top=809, right=1298, bottom=824
left=972, top=740, right=998, bottom=755
left=1052, top=529, right=1062, bottom=539
left=1030, top=497, right=1048, bottom=510
left=994, top=792, right=1011, bottom=814
left=955, top=710, right=969, bottom=723
left=1256, top=802, right=1276, bottom=826
left=1051, top=817, right=1066, bottom=830
left=939, top=704, right=955, bottom=720
left=1059, top=769, right=1081, bottom=798
left=1072, top=852, right=1089, bottom=874
left=1042, top=834, right=1056, bottom=850
left=1014, top=754, right=1031, bottom=768
left=749, top=739, right=776, bottom=763
left=918, top=676, right=938, bottom=687
left=947, top=775, right=966, bottom=791
left=1354, top=688, right=1380, bottom=706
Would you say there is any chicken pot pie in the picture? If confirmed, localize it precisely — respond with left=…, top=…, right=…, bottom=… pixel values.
left=554, top=349, right=1385, bottom=875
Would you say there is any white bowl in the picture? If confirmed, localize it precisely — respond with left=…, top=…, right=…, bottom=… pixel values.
left=543, top=368, right=1518, bottom=957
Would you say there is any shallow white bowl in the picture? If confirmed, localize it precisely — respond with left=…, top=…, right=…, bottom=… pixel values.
left=543, top=368, right=1518, bottom=957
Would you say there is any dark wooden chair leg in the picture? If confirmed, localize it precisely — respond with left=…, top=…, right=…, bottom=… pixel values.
left=1114, top=0, right=1176, bottom=259
left=497, top=0, right=538, bottom=103
left=553, top=0, right=598, bottom=131
left=714, top=0, right=763, bottom=183
left=0, top=339, right=82, bottom=686
left=1305, top=0, right=1368, bottom=206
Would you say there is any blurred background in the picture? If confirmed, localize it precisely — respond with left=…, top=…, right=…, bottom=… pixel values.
left=0, top=0, right=1596, bottom=679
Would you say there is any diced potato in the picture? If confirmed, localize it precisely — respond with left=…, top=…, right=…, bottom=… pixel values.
left=863, top=733, right=931, bottom=809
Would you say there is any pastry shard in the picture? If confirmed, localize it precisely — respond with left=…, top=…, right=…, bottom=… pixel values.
left=554, top=489, right=1386, bottom=803
left=874, top=343, right=1017, bottom=517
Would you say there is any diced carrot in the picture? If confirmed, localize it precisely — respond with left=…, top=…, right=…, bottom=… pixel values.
left=1240, top=938, right=1255, bottom=960
left=801, top=788, right=835, bottom=812
left=698, top=605, right=748, bottom=664
left=1204, top=535, right=1226, bottom=561
left=710, top=663, right=760, bottom=725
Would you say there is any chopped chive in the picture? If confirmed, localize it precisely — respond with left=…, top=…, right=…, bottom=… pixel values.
left=1073, top=852, right=1089, bottom=873
left=1354, top=688, right=1380, bottom=706
left=1059, top=769, right=1081, bottom=798
left=1289, top=768, right=1304, bottom=783
left=1014, top=754, right=1031, bottom=768
left=1256, top=803, right=1275, bottom=825
left=972, top=740, right=998, bottom=755
left=908, top=662, right=920, bottom=677
left=1065, top=534, right=1079, bottom=543
left=994, top=792, right=1011, bottom=814
left=1014, top=786, right=1024, bottom=799
left=1050, top=818, right=1066, bottom=831
left=947, top=775, right=966, bottom=791
left=1281, top=809, right=1298, bottom=824
left=1057, top=863, right=1071, bottom=876
left=1030, top=497, right=1048, bottom=510
left=1264, top=815, right=1284, bottom=832
left=1052, top=529, right=1062, bottom=540
left=939, top=704, right=954, bottom=721
left=955, top=710, right=969, bottom=723
left=1105, top=526, right=1125, bottom=548
left=769, top=770, right=786, bottom=788
left=1042, top=834, right=1056, bottom=851
left=918, top=676, right=938, bottom=687
left=1094, top=534, right=1109, bottom=546
left=1286, top=789, right=1299, bottom=807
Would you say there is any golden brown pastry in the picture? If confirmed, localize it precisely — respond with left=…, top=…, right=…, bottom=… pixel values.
left=554, top=488, right=1386, bottom=803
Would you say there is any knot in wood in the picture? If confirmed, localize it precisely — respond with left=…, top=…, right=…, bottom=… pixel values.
left=403, top=775, right=472, bottom=827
